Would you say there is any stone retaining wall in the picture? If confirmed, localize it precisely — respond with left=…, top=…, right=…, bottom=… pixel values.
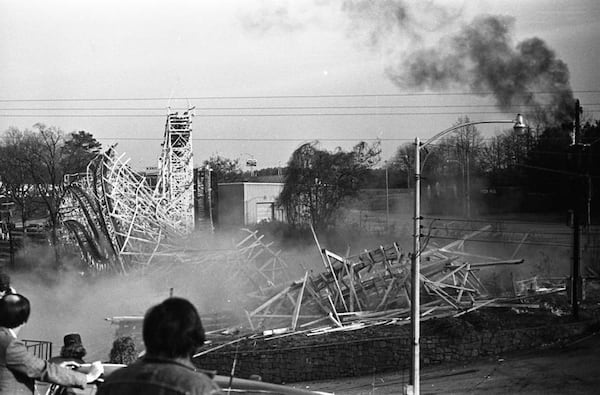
left=195, top=318, right=599, bottom=384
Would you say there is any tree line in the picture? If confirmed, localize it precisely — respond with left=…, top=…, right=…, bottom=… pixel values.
left=273, top=116, right=600, bottom=228
left=0, top=124, right=101, bottom=255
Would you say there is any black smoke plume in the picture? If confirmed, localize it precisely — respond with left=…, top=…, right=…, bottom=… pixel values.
left=386, top=15, right=574, bottom=125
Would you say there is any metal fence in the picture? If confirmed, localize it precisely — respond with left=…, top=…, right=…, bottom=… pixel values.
left=23, top=339, right=53, bottom=360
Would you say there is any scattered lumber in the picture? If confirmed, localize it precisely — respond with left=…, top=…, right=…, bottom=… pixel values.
left=233, top=224, right=531, bottom=336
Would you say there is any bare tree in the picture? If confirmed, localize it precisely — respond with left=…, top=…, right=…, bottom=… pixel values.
left=0, top=124, right=103, bottom=267
left=0, top=127, right=38, bottom=227
left=19, top=124, right=67, bottom=263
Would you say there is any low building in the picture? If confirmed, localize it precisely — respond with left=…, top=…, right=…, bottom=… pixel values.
left=217, top=182, right=284, bottom=226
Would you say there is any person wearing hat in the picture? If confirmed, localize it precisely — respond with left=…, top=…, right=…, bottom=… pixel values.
left=47, top=334, right=90, bottom=395
left=50, top=333, right=88, bottom=365
left=0, top=293, right=103, bottom=394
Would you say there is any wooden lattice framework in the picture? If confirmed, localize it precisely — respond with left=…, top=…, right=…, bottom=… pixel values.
left=60, top=147, right=190, bottom=272
left=155, top=108, right=195, bottom=233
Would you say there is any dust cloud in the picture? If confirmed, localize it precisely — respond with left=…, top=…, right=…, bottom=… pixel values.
left=10, top=231, right=275, bottom=361
left=12, top=270, right=166, bottom=361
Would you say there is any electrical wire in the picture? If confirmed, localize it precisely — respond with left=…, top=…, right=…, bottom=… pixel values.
left=421, top=216, right=568, bottom=226
left=92, top=137, right=410, bottom=142
left=1, top=108, right=600, bottom=118
left=427, top=226, right=577, bottom=237
left=425, top=234, right=572, bottom=248
left=1, top=90, right=600, bottom=102
left=2, top=103, right=600, bottom=111
left=5, top=110, right=600, bottom=118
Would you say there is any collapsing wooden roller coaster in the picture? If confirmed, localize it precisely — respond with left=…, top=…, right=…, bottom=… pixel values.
left=59, top=109, right=197, bottom=272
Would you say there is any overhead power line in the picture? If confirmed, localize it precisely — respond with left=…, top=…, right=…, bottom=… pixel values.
left=426, top=234, right=572, bottom=248
left=422, top=216, right=568, bottom=226
left=2, top=103, right=600, bottom=111
left=100, top=137, right=412, bottom=142
left=0, top=90, right=599, bottom=102
left=2, top=109, right=599, bottom=118
left=428, top=226, right=576, bottom=237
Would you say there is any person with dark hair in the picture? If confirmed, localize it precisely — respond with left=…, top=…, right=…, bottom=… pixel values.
left=0, top=294, right=103, bottom=394
left=98, top=297, right=222, bottom=395
left=0, top=270, right=15, bottom=297
left=50, top=333, right=88, bottom=365
left=108, top=336, right=137, bottom=365
left=48, top=335, right=90, bottom=395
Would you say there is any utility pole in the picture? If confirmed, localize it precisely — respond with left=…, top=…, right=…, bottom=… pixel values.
left=465, top=152, right=471, bottom=219
left=570, top=98, right=583, bottom=320
left=385, top=163, right=390, bottom=231
left=206, top=165, right=215, bottom=233
left=409, top=116, right=526, bottom=395
left=411, top=137, right=421, bottom=395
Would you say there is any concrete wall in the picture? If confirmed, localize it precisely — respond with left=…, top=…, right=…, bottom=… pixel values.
left=217, top=183, right=284, bottom=226
left=195, top=319, right=598, bottom=384
left=217, top=183, right=245, bottom=227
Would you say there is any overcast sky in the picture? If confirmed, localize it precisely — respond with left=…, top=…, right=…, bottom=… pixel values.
left=1, top=0, right=599, bottom=170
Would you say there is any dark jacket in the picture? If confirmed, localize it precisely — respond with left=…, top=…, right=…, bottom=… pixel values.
left=0, top=327, right=88, bottom=394
left=97, top=356, right=222, bottom=395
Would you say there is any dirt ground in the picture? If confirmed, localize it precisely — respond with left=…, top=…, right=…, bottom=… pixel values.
left=292, top=331, right=600, bottom=394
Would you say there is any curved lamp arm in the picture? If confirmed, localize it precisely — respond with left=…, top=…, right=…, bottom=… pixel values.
left=423, top=116, right=525, bottom=149
left=419, top=114, right=526, bottom=170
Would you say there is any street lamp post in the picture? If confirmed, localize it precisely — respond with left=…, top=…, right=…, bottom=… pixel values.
left=410, top=114, right=526, bottom=395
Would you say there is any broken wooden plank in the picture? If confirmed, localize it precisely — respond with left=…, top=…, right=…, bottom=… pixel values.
left=291, top=272, right=309, bottom=330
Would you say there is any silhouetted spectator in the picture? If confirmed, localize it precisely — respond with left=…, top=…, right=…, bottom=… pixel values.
left=98, top=297, right=222, bottom=395
left=108, top=336, right=137, bottom=365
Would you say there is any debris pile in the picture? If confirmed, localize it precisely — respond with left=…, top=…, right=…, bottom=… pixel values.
left=237, top=225, right=528, bottom=335
left=107, top=225, right=575, bottom=352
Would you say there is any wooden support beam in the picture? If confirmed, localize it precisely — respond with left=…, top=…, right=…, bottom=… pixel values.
left=249, top=285, right=292, bottom=316
left=193, top=337, right=246, bottom=358
left=310, top=224, right=329, bottom=269
left=511, top=233, right=529, bottom=259
left=453, top=298, right=497, bottom=317
left=245, top=310, right=255, bottom=331
left=433, top=262, right=469, bottom=284
left=291, top=272, right=309, bottom=330
left=456, top=264, right=471, bottom=303
left=468, top=259, right=524, bottom=267
left=304, top=283, right=331, bottom=315
left=375, top=277, right=397, bottom=311
left=324, top=251, right=349, bottom=312
left=326, top=292, right=342, bottom=325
